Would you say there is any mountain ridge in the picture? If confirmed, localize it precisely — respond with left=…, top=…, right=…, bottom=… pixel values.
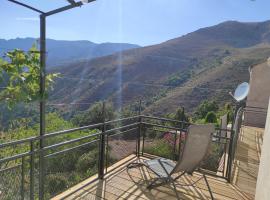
left=0, top=37, right=140, bottom=67
left=48, top=20, right=270, bottom=115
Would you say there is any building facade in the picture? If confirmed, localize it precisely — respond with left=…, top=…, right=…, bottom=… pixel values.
left=245, top=60, right=270, bottom=128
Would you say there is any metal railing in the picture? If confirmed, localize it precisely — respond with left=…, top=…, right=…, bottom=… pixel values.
left=0, top=112, right=242, bottom=199
left=0, top=114, right=140, bottom=199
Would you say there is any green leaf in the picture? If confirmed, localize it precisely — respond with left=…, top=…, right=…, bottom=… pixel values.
left=0, top=47, right=61, bottom=109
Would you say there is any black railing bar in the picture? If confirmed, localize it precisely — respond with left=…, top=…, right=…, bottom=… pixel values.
left=43, top=132, right=101, bottom=151
left=0, top=134, right=100, bottom=164
left=0, top=123, right=103, bottom=149
left=146, top=127, right=177, bottom=134
left=146, top=127, right=188, bottom=134
left=0, top=123, right=137, bottom=163
left=0, top=137, right=99, bottom=164
left=104, top=116, right=140, bottom=125
left=142, top=122, right=185, bottom=131
left=212, top=135, right=232, bottom=141
left=0, top=152, right=30, bottom=164
left=0, top=136, right=37, bottom=149
left=142, top=115, right=191, bottom=124
left=45, top=139, right=99, bottom=158
left=107, top=127, right=138, bottom=138
left=211, top=140, right=228, bottom=145
left=0, top=164, right=21, bottom=173
left=216, top=128, right=233, bottom=132
left=0, top=118, right=140, bottom=149
left=44, top=123, right=103, bottom=139
left=104, top=122, right=140, bottom=134
left=146, top=126, right=232, bottom=133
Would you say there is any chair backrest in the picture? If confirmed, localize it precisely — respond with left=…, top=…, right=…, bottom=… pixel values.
left=171, top=124, right=215, bottom=174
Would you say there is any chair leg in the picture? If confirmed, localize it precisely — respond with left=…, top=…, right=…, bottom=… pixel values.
left=203, top=174, right=214, bottom=200
left=171, top=179, right=180, bottom=200
left=127, top=162, right=144, bottom=169
left=147, top=178, right=160, bottom=190
left=173, top=171, right=186, bottom=181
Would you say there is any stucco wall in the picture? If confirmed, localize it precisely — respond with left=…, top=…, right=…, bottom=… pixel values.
left=255, top=98, right=270, bottom=200
left=245, top=62, right=270, bottom=128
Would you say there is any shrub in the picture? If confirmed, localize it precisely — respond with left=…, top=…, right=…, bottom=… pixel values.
left=144, top=139, right=174, bottom=160
left=201, top=143, right=223, bottom=172
left=75, top=150, right=98, bottom=174
left=195, top=100, right=219, bottom=119
left=205, top=111, right=217, bottom=123
left=46, top=174, right=68, bottom=195
left=46, top=152, right=79, bottom=173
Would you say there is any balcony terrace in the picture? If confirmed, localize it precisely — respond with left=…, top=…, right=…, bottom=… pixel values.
left=0, top=106, right=264, bottom=200
left=51, top=127, right=263, bottom=200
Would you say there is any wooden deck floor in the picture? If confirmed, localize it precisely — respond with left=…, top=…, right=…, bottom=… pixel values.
left=231, top=126, right=264, bottom=199
left=52, top=157, right=248, bottom=200
left=53, top=126, right=263, bottom=200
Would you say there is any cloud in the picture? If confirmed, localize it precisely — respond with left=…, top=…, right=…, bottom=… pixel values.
left=16, top=17, right=39, bottom=21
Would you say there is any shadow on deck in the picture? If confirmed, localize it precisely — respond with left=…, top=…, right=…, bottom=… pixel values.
left=52, top=154, right=250, bottom=200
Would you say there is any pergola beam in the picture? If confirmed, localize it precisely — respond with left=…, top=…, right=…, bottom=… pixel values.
left=8, top=0, right=45, bottom=14
left=67, top=0, right=77, bottom=5
left=44, top=2, right=83, bottom=17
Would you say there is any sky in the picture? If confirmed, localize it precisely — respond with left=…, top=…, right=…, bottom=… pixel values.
left=0, top=0, right=270, bottom=46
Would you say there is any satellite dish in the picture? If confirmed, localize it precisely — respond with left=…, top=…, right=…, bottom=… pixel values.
left=232, top=82, right=250, bottom=102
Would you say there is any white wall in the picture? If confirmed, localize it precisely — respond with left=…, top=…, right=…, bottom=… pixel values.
left=255, top=98, right=270, bottom=200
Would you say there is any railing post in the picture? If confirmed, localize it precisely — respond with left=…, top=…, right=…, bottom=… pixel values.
left=227, top=105, right=244, bottom=182
left=30, top=141, right=34, bottom=200
left=178, top=107, right=185, bottom=160
left=173, top=131, right=177, bottom=160
left=137, top=100, right=142, bottom=157
left=227, top=129, right=234, bottom=182
left=21, top=157, right=25, bottom=200
left=98, top=102, right=106, bottom=179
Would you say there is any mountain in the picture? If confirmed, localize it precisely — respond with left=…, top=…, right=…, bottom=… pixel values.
left=48, top=20, right=270, bottom=115
left=0, top=38, right=140, bottom=67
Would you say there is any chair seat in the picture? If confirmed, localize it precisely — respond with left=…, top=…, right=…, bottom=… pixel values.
left=144, top=158, right=176, bottom=178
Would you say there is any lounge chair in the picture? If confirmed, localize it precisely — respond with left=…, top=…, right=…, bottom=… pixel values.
left=127, top=124, right=215, bottom=200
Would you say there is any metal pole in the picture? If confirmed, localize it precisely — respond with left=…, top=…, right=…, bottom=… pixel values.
left=227, top=103, right=242, bottom=182
left=137, top=100, right=142, bottom=157
left=30, top=141, right=35, bottom=200
left=39, top=14, right=46, bottom=200
left=98, top=102, right=106, bottom=179
left=173, top=131, right=177, bottom=160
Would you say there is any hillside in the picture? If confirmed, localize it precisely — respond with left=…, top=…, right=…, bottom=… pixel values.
left=0, top=38, right=139, bottom=67
left=47, top=20, right=270, bottom=115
